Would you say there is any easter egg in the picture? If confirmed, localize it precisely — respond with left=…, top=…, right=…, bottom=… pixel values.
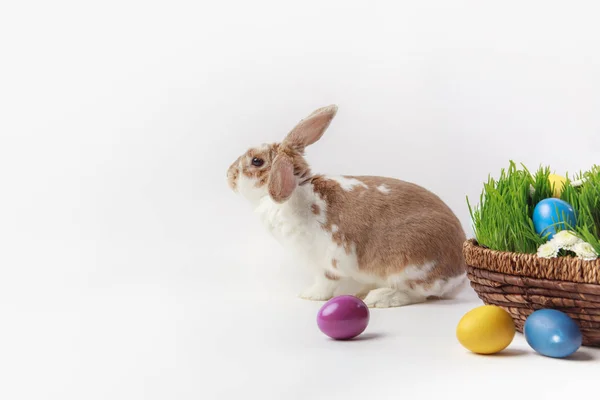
left=317, top=295, right=370, bottom=340
left=456, top=305, right=515, bottom=354
left=548, top=174, right=567, bottom=198
left=524, top=309, right=582, bottom=358
left=532, top=198, right=576, bottom=239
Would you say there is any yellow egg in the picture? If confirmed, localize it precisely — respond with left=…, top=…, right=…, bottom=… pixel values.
left=548, top=174, right=567, bottom=198
left=456, top=305, right=515, bottom=354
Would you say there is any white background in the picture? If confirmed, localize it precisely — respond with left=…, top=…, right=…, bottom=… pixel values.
left=1, top=1, right=599, bottom=399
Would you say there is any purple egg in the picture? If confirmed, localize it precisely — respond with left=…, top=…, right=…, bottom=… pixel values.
left=317, top=295, right=370, bottom=340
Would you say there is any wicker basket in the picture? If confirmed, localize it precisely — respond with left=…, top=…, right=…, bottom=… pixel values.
left=463, top=238, right=600, bottom=347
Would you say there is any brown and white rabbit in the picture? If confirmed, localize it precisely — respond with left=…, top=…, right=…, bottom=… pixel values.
left=227, top=105, right=467, bottom=307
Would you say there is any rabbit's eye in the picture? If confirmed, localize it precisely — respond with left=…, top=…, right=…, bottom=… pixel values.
left=251, top=157, right=264, bottom=167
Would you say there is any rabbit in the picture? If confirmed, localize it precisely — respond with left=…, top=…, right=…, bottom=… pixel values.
left=226, top=105, right=467, bottom=308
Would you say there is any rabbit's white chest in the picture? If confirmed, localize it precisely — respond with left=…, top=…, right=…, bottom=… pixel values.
left=254, top=185, right=360, bottom=278
left=255, top=189, right=325, bottom=262
left=257, top=201, right=316, bottom=247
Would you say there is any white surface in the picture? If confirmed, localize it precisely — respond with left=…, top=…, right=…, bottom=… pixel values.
left=2, top=275, right=599, bottom=400
left=2, top=0, right=600, bottom=399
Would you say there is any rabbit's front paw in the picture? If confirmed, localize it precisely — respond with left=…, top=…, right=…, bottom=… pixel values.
left=299, top=282, right=336, bottom=301
left=363, top=288, right=425, bottom=308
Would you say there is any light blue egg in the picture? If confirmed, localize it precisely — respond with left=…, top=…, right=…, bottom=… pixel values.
left=524, top=309, right=582, bottom=358
left=532, top=198, right=576, bottom=239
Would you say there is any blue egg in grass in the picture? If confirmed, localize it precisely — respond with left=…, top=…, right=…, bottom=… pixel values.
left=524, top=309, right=582, bottom=358
left=532, top=198, right=576, bottom=239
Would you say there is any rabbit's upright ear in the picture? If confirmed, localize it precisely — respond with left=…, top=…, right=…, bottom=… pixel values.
left=268, top=155, right=296, bottom=203
left=283, top=105, right=338, bottom=152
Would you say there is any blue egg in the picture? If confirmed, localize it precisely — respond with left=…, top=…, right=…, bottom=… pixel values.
left=524, top=309, right=582, bottom=358
left=532, top=198, right=576, bottom=239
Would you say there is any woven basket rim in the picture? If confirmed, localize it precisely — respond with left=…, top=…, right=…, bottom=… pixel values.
left=464, top=238, right=600, bottom=285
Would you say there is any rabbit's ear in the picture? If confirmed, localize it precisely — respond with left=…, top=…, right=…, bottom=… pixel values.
left=283, top=105, right=338, bottom=151
left=268, top=155, right=296, bottom=203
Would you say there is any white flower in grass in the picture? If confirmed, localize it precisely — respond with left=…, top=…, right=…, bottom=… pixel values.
left=537, top=242, right=559, bottom=258
left=571, top=242, right=599, bottom=261
left=551, top=230, right=583, bottom=249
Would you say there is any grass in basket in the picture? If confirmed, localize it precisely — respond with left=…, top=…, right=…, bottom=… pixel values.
left=467, top=161, right=553, bottom=254
left=561, top=165, right=600, bottom=254
left=468, top=161, right=600, bottom=255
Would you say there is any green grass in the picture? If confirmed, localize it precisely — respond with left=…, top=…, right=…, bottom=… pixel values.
left=561, top=165, right=600, bottom=254
left=467, top=161, right=600, bottom=254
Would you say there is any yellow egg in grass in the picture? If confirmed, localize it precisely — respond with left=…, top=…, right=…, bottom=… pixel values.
left=548, top=174, right=567, bottom=198
left=456, top=305, right=516, bottom=354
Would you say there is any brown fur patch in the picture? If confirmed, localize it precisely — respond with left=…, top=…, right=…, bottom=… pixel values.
left=254, top=168, right=270, bottom=187
left=311, top=175, right=466, bottom=281
left=311, top=203, right=320, bottom=215
left=331, top=259, right=338, bottom=268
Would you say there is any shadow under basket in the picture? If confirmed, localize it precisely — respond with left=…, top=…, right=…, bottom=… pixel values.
left=463, top=239, right=600, bottom=347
